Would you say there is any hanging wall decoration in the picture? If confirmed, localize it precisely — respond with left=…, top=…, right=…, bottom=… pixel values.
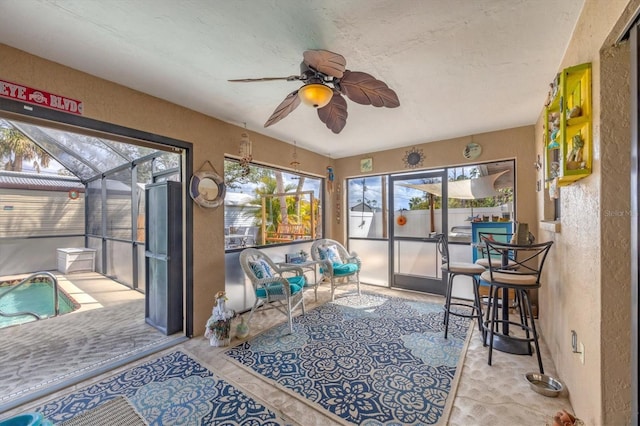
left=402, top=147, right=424, bottom=169
left=396, top=209, right=407, bottom=226
left=327, top=166, right=334, bottom=193
left=463, top=142, right=482, bottom=160
left=239, top=130, right=253, bottom=177
left=290, top=141, right=300, bottom=173
left=360, top=157, right=373, bottom=173
left=189, top=160, right=225, bottom=209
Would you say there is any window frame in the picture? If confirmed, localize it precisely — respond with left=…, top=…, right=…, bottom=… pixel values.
left=223, top=157, right=326, bottom=252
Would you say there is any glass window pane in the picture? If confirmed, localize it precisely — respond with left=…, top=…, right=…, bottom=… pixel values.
left=347, top=176, right=387, bottom=239
left=153, top=152, right=181, bottom=172
left=223, top=159, right=322, bottom=249
left=106, top=169, right=132, bottom=239
left=446, top=160, right=514, bottom=243
left=9, top=121, right=98, bottom=180
left=102, top=139, right=157, bottom=162
left=86, top=179, right=102, bottom=236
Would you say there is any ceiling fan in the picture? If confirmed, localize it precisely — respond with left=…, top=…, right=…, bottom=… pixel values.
left=229, top=49, right=400, bottom=134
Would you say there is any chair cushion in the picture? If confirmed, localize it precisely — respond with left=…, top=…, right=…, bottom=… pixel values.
left=255, top=277, right=305, bottom=298
left=475, top=258, right=518, bottom=268
left=318, top=245, right=343, bottom=264
left=331, top=262, right=358, bottom=276
left=480, top=270, right=538, bottom=286
left=443, top=262, right=485, bottom=274
left=249, top=259, right=273, bottom=279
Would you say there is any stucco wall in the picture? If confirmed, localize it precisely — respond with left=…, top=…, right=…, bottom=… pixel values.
left=0, top=43, right=332, bottom=337
left=333, top=126, right=537, bottom=244
left=536, top=1, right=635, bottom=425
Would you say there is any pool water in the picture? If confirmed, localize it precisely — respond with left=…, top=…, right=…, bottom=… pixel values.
left=0, top=282, right=79, bottom=329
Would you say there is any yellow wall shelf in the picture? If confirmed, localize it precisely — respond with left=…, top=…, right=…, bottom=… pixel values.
left=544, top=62, right=592, bottom=187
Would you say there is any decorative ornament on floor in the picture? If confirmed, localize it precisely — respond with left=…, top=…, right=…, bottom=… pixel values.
left=238, top=125, right=253, bottom=177
left=551, top=409, right=583, bottom=426
left=403, top=147, right=424, bottom=169
left=235, top=316, right=250, bottom=339
left=229, top=49, right=400, bottom=134
left=205, top=291, right=235, bottom=347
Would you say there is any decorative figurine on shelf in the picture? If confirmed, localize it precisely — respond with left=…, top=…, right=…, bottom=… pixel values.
left=567, top=105, right=582, bottom=119
left=567, top=133, right=585, bottom=163
left=326, top=166, right=334, bottom=193
left=205, top=291, right=235, bottom=347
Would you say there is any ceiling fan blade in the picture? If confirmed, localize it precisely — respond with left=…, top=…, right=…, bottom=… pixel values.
left=303, top=50, right=346, bottom=79
left=228, top=75, right=301, bottom=82
left=264, top=91, right=301, bottom=128
left=338, top=70, right=400, bottom=107
left=317, top=92, right=348, bottom=134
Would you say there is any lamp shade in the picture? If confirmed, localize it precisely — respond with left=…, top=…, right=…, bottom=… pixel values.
left=298, top=83, right=333, bottom=108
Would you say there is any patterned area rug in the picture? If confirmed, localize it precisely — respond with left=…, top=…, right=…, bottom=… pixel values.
left=36, top=351, right=290, bottom=425
left=225, top=293, right=472, bottom=425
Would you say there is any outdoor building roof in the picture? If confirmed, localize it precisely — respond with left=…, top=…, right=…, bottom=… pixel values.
left=0, top=170, right=83, bottom=191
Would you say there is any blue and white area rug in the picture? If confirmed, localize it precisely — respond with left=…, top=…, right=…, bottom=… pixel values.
left=225, top=293, right=472, bottom=425
left=36, top=351, right=289, bottom=425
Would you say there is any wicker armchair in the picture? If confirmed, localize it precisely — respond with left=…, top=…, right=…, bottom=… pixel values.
left=310, top=239, right=361, bottom=301
left=239, top=248, right=306, bottom=334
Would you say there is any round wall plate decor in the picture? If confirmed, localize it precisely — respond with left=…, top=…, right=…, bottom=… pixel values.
left=463, top=142, right=482, bottom=160
left=189, top=170, right=225, bottom=208
left=402, top=147, right=425, bottom=169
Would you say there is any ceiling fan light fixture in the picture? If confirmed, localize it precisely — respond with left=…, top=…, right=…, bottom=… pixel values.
left=298, top=83, right=333, bottom=108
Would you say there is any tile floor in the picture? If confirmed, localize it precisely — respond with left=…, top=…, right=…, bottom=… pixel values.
left=0, top=272, right=575, bottom=425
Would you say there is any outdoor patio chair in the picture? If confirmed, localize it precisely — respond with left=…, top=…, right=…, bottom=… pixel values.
left=310, top=238, right=361, bottom=301
left=239, top=248, right=306, bottom=334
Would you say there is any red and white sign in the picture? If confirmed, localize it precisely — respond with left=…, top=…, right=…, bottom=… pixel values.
left=0, top=79, right=84, bottom=115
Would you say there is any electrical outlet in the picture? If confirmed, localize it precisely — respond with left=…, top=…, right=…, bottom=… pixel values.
left=579, top=342, right=585, bottom=364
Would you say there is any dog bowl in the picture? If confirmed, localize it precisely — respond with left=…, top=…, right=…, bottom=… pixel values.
left=525, top=372, right=563, bottom=397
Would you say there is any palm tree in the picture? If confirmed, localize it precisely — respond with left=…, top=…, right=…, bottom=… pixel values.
left=0, top=127, right=51, bottom=172
left=248, top=173, right=297, bottom=229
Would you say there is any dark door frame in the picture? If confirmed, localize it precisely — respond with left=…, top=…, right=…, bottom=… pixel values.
left=0, top=97, right=195, bottom=337
left=388, top=170, right=448, bottom=294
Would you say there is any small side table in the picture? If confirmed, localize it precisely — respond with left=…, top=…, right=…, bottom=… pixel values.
left=279, top=260, right=321, bottom=301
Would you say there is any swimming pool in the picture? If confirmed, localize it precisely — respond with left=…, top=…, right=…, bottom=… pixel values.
left=0, top=279, right=80, bottom=329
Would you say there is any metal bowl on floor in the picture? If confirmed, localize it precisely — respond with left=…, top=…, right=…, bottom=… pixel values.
left=525, top=372, right=563, bottom=397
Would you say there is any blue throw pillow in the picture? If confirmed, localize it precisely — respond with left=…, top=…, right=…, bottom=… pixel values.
left=249, top=259, right=273, bottom=279
left=318, top=245, right=343, bottom=264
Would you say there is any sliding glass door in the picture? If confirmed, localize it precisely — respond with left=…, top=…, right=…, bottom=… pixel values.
left=389, top=171, right=447, bottom=294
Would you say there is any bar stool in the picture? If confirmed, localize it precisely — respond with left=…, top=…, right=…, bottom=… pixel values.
left=475, top=232, right=521, bottom=322
left=436, top=233, right=486, bottom=339
left=480, top=239, right=553, bottom=373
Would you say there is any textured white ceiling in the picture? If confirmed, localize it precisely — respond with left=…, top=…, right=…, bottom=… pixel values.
left=0, top=0, right=584, bottom=158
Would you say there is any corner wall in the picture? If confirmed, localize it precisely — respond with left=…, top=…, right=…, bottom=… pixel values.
left=536, top=1, right=635, bottom=424
left=333, top=126, right=537, bottom=244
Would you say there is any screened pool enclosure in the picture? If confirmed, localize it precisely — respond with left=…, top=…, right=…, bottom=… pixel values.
left=0, top=118, right=182, bottom=291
